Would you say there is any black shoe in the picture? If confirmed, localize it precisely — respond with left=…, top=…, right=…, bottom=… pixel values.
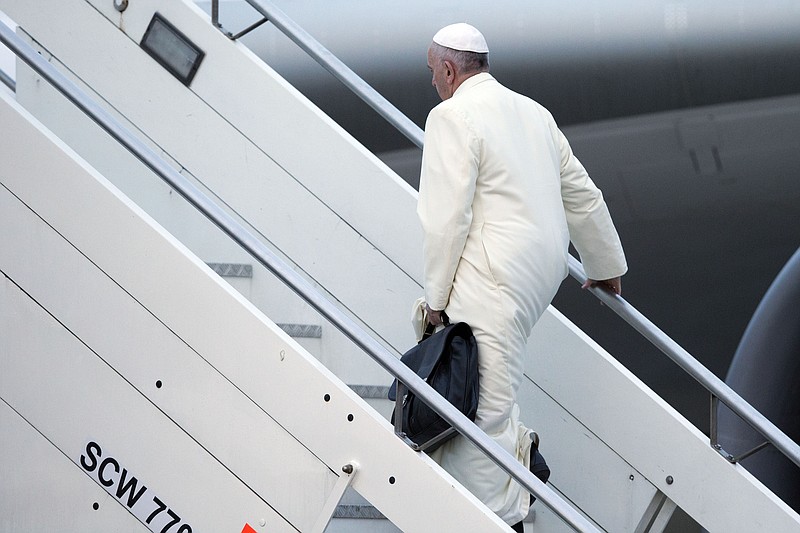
left=511, top=433, right=552, bottom=531
left=528, top=432, right=551, bottom=506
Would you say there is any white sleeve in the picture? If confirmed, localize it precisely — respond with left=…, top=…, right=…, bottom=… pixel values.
left=555, top=125, right=627, bottom=280
left=417, top=105, right=479, bottom=310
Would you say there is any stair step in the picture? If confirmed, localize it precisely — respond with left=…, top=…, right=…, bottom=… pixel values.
left=333, top=504, right=385, bottom=519
left=349, top=385, right=390, bottom=399
left=206, top=262, right=253, bottom=278
left=206, top=264, right=323, bottom=339
left=276, top=323, right=322, bottom=338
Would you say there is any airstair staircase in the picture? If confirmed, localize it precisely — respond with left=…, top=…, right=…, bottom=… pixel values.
left=2, top=1, right=799, bottom=532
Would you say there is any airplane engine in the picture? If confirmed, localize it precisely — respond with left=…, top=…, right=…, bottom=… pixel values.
left=718, top=247, right=800, bottom=511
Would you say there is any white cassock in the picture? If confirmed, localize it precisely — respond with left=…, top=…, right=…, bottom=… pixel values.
left=417, top=72, right=627, bottom=524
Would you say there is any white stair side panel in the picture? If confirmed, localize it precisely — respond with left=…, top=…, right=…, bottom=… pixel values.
left=10, top=35, right=407, bottom=389
left=2, top=0, right=422, bottom=366
left=0, top=277, right=299, bottom=533
left=9, top=18, right=412, bottom=392
left=527, top=308, right=800, bottom=533
left=0, top=172, right=337, bottom=531
left=14, top=56, right=382, bottom=388
left=0, top=86, right=510, bottom=533
left=0, top=403, right=148, bottom=532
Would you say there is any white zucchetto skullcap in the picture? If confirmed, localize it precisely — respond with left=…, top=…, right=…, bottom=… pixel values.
left=432, top=23, right=489, bottom=54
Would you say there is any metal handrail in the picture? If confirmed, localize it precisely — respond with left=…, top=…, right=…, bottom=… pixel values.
left=0, top=21, right=597, bottom=533
left=568, top=257, right=800, bottom=468
left=237, top=0, right=800, bottom=471
left=0, top=65, right=14, bottom=92
left=238, top=0, right=424, bottom=149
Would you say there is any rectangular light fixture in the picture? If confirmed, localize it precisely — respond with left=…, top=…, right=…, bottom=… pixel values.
left=140, top=13, right=204, bottom=86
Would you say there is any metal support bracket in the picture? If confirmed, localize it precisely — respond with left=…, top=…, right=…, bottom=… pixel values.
left=734, top=441, right=771, bottom=463
left=712, top=442, right=738, bottom=463
left=710, top=394, right=737, bottom=462
left=393, top=381, right=417, bottom=448
left=710, top=394, right=772, bottom=463
left=210, top=0, right=269, bottom=40
left=393, top=381, right=457, bottom=452
left=310, top=462, right=359, bottom=533
left=635, top=490, right=677, bottom=533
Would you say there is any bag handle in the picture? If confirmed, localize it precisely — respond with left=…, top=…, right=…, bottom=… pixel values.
left=421, top=310, right=450, bottom=341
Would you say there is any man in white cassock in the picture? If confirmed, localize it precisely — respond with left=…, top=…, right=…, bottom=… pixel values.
left=417, top=23, right=628, bottom=529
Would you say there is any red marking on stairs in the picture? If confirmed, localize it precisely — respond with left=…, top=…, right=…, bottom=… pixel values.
left=241, top=524, right=258, bottom=533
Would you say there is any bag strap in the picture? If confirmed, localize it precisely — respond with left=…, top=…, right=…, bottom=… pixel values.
left=421, top=310, right=450, bottom=341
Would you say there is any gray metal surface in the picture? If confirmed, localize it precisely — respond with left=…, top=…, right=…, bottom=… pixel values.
left=349, top=385, right=390, bottom=399
left=276, top=323, right=323, bottom=338
left=206, top=262, right=253, bottom=278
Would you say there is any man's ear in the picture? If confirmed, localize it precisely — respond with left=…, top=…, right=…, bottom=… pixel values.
left=443, top=59, right=455, bottom=83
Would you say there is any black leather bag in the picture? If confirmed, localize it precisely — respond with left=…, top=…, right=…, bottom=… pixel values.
left=388, top=318, right=479, bottom=452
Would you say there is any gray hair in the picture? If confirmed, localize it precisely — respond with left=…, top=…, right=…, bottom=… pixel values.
left=430, top=42, right=490, bottom=74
